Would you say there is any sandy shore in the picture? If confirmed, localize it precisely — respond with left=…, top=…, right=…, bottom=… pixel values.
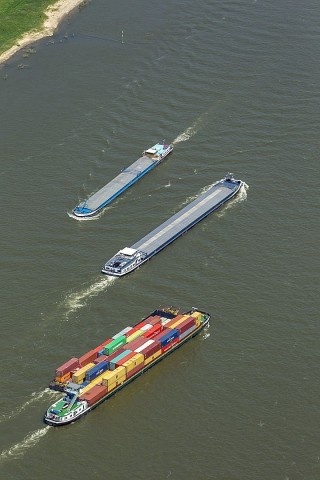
left=0, top=0, right=85, bottom=65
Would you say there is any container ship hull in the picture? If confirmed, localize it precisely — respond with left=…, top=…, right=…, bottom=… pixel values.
left=72, top=142, right=173, bottom=218
left=45, top=307, right=210, bottom=426
left=101, top=174, right=244, bottom=276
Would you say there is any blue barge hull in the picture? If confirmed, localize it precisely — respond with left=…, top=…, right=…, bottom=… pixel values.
left=101, top=174, right=244, bottom=276
left=72, top=142, right=173, bottom=218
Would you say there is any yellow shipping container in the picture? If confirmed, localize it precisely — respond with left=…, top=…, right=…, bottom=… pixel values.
left=144, top=349, right=161, bottom=365
left=80, top=372, right=108, bottom=394
left=167, top=314, right=192, bottom=330
left=102, top=366, right=126, bottom=386
left=129, top=353, right=144, bottom=368
left=126, top=329, right=143, bottom=343
left=72, top=363, right=95, bottom=384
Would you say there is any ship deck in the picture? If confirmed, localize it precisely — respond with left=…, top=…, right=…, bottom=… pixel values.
left=77, top=156, right=157, bottom=212
left=132, top=180, right=239, bottom=256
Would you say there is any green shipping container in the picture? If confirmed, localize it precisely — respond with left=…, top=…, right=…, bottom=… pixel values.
left=103, top=335, right=126, bottom=355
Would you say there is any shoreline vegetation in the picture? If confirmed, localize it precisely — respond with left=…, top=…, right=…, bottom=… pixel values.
left=0, top=0, right=87, bottom=66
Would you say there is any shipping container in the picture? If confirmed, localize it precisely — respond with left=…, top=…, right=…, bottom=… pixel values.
left=102, top=366, right=126, bottom=386
left=144, top=349, right=162, bottom=366
left=140, top=323, right=152, bottom=332
left=126, top=329, right=143, bottom=344
left=93, top=339, right=112, bottom=355
left=93, top=355, right=108, bottom=364
left=174, top=316, right=196, bottom=335
left=152, top=328, right=179, bottom=348
left=136, top=340, right=161, bottom=360
left=79, top=350, right=98, bottom=367
left=112, top=327, right=132, bottom=340
left=79, top=385, right=107, bottom=406
left=72, top=363, right=95, bottom=384
left=55, top=358, right=80, bottom=377
left=162, top=338, right=179, bottom=353
left=80, top=371, right=107, bottom=394
left=55, top=372, right=71, bottom=383
left=179, top=325, right=197, bottom=341
left=109, top=349, right=132, bottom=370
left=125, top=336, right=149, bottom=352
left=126, top=363, right=144, bottom=379
left=85, top=361, right=109, bottom=381
left=143, top=322, right=162, bottom=339
left=141, top=315, right=161, bottom=326
left=103, top=336, right=126, bottom=355
left=113, top=351, right=137, bottom=369
left=165, top=315, right=187, bottom=329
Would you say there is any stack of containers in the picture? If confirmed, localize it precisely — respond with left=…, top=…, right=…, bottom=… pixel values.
left=79, top=350, right=98, bottom=367
left=102, top=366, right=126, bottom=391
left=121, top=352, right=145, bottom=379
left=134, top=339, right=161, bottom=365
left=125, top=328, right=143, bottom=344
left=55, top=358, right=80, bottom=383
left=72, top=362, right=95, bottom=384
left=103, top=336, right=127, bottom=356
left=165, top=315, right=197, bottom=340
left=152, top=328, right=179, bottom=353
left=109, top=349, right=134, bottom=370
left=143, top=322, right=163, bottom=339
left=125, top=336, right=149, bottom=352
left=85, top=361, right=109, bottom=382
left=79, top=384, right=107, bottom=406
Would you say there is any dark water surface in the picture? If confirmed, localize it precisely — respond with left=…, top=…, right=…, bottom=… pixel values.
left=0, top=1, right=319, bottom=478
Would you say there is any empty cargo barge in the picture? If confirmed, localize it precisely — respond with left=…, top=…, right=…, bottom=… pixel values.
left=102, top=174, right=244, bottom=276
left=45, top=306, right=210, bottom=426
left=73, top=141, right=173, bottom=218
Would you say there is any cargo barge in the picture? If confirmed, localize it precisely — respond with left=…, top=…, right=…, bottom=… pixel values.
left=102, top=174, right=244, bottom=276
left=73, top=141, right=173, bottom=218
left=45, top=307, right=210, bottom=426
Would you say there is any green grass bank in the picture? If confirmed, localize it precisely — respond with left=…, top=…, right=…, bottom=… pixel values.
left=0, top=0, right=62, bottom=55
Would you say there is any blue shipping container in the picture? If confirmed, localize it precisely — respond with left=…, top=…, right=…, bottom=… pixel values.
left=109, top=349, right=132, bottom=370
left=179, top=325, right=196, bottom=341
left=159, top=329, right=179, bottom=347
left=85, top=361, right=109, bottom=381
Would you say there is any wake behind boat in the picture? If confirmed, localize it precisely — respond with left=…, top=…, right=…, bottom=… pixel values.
left=72, top=141, right=173, bottom=218
left=101, top=174, right=245, bottom=276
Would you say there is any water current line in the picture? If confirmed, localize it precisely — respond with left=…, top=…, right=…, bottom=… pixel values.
left=61, top=275, right=117, bottom=319
left=0, top=427, right=50, bottom=463
left=0, top=389, right=60, bottom=424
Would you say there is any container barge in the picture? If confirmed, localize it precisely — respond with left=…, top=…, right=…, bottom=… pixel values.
left=45, top=307, right=210, bottom=426
left=73, top=141, right=173, bottom=218
left=102, top=174, right=244, bottom=276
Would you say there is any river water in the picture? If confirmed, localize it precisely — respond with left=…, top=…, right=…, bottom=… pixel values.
left=0, top=0, right=319, bottom=479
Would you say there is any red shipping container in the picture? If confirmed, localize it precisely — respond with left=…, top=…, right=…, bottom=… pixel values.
left=125, top=336, right=148, bottom=351
left=79, top=385, right=107, bottom=406
left=93, top=339, right=112, bottom=354
left=105, top=347, right=126, bottom=363
left=151, top=328, right=171, bottom=344
left=56, top=358, right=80, bottom=377
left=162, top=338, right=179, bottom=353
left=135, top=315, right=162, bottom=330
left=114, top=351, right=136, bottom=368
left=175, top=316, right=196, bottom=335
left=126, top=362, right=144, bottom=379
left=138, top=340, right=161, bottom=360
left=163, top=315, right=185, bottom=328
left=143, top=323, right=163, bottom=339
left=79, top=350, right=98, bottom=367
left=94, top=354, right=108, bottom=364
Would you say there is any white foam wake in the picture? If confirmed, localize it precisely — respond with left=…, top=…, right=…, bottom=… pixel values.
left=216, top=182, right=249, bottom=218
left=177, top=181, right=218, bottom=209
left=173, top=112, right=208, bottom=144
left=0, top=389, right=60, bottom=424
left=0, top=427, right=50, bottom=462
left=61, top=276, right=117, bottom=319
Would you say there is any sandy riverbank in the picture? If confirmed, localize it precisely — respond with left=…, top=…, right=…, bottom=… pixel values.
left=0, top=0, right=86, bottom=65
